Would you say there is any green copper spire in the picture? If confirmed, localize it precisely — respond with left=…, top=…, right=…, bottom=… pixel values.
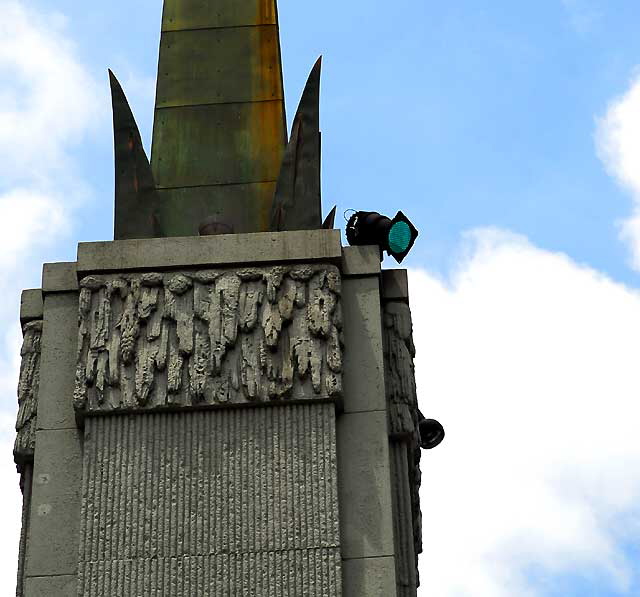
left=114, top=0, right=288, bottom=239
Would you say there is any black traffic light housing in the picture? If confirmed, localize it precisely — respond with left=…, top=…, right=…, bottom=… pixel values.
left=346, top=210, right=419, bottom=264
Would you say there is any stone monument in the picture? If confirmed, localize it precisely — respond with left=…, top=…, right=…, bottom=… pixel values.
left=13, top=1, right=432, bottom=595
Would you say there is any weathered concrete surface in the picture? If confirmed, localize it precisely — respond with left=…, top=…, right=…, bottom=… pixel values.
left=24, top=575, right=77, bottom=597
left=20, top=290, right=43, bottom=326
left=381, top=269, right=409, bottom=302
left=341, top=276, right=386, bottom=414
left=26, top=429, right=81, bottom=578
left=37, top=293, right=79, bottom=430
left=42, top=262, right=78, bottom=293
left=78, top=406, right=342, bottom=595
left=78, top=229, right=342, bottom=273
left=337, top=410, right=395, bottom=560
left=341, top=245, right=381, bottom=277
left=338, top=245, right=400, bottom=594
left=342, top=556, right=397, bottom=596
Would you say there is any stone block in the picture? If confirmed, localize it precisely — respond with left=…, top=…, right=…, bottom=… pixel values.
left=25, top=428, right=82, bottom=578
left=77, top=229, right=342, bottom=273
left=37, top=293, right=78, bottom=430
left=26, top=487, right=80, bottom=577
left=341, top=245, right=381, bottom=277
left=20, top=289, right=43, bottom=325
left=42, top=262, right=78, bottom=293
left=24, top=574, right=76, bottom=597
left=32, top=429, right=82, bottom=497
left=342, top=277, right=386, bottom=413
left=337, top=411, right=395, bottom=560
left=381, top=269, right=409, bottom=301
left=342, top=556, right=397, bottom=596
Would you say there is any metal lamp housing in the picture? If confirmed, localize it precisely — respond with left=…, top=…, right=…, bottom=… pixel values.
left=346, top=210, right=419, bottom=263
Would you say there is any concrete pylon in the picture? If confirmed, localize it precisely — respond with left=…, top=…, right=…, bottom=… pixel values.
left=13, top=2, right=427, bottom=596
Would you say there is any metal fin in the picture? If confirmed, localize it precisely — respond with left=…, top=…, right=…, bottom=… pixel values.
left=270, top=57, right=323, bottom=232
left=110, top=69, right=160, bottom=239
left=322, top=206, right=337, bottom=229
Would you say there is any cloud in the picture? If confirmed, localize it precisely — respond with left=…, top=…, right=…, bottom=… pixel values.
left=0, top=1, right=102, bottom=590
left=0, top=0, right=101, bottom=182
left=596, top=73, right=640, bottom=270
left=415, top=229, right=640, bottom=596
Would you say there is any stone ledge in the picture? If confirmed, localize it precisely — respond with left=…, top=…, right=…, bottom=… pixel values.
left=77, top=229, right=342, bottom=274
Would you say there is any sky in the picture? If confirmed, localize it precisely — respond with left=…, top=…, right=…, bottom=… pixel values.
left=0, top=0, right=639, bottom=594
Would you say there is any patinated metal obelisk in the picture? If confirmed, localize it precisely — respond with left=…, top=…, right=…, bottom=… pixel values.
left=13, top=2, right=427, bottom=596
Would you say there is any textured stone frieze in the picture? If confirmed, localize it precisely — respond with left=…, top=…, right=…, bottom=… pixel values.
left=383, top=300, right=422, bottom=594
left=14, top=320, right=42, bottom=468
left=15, top=319, right=41, bottom=597
left=74, top=265, right=343, bottom=414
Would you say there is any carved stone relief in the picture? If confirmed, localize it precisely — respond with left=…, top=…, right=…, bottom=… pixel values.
left=14, top=320, right=42, bottom=469
left=74, top=265, right=343, bottom=415
left=383, top=300, right=422, bottom=592
left=15, top=319, right=41, bottom=597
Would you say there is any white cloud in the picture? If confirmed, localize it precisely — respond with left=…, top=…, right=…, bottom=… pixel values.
left=0, top=1, right=102, bottom=590
left=0, top=0, right=101, bottom=182
left=416, top=229, right=640, bottom=596
left=596, top=73, right=640, bottom=270
left=0, top=189, right=69, bottom=269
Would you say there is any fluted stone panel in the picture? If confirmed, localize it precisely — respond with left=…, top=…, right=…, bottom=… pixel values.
left=78, top=405, right=341, bottom=596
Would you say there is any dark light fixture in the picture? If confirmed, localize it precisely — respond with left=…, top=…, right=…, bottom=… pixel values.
left=419, top=418, right=445, bottom=450
left=346, top=210, right=419, bottom=263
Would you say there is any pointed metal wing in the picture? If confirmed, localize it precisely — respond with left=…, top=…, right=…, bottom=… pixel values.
left=110, top=70, right=161, bottom=239
left=270, top=57, right=323, bottom=231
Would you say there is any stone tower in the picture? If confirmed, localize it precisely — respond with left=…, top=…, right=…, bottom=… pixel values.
left=13, top=1, right=429, bottom=595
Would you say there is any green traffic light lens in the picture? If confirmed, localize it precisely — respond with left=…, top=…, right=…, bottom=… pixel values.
left=388, top=221, right=412, bottom=254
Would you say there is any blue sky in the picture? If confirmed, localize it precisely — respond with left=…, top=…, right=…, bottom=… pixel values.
left=1, top=1, right=640, bottom=595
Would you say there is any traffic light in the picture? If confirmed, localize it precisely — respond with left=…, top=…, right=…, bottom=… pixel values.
left=346, top=210, right=418, bottom=263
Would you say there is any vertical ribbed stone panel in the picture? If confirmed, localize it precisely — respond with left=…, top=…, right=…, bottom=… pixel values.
left=78, top=405, right=341, bottom=596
